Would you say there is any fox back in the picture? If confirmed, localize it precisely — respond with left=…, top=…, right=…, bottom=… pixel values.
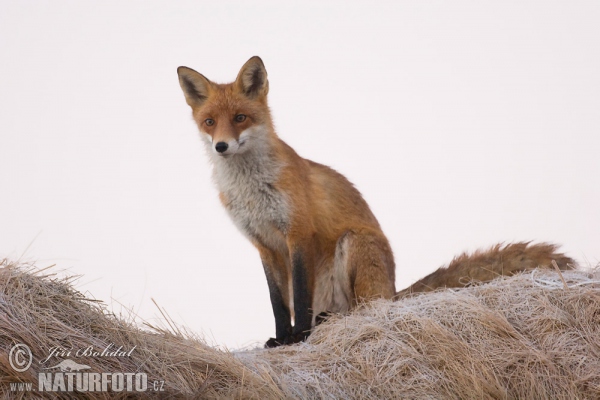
left=177, top=56, right=575, bottom=348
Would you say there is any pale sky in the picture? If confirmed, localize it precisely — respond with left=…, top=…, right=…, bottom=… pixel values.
left=1, top=1, right=599, bottom=349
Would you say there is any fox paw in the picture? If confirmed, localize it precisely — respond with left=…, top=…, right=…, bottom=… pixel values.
left=264, top=337, right=284, bottom=348
left=265, top=331, right=310, bottom=348
left=283, top=331, right=309, bottom=345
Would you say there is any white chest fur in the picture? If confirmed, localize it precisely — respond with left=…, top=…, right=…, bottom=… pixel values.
left=208, top=140, right=290, bottom=251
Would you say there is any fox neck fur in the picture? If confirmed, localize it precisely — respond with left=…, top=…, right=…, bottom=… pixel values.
left=177, top=56, right=576, bottom=348
left=204, top=124, right=292, bottom=254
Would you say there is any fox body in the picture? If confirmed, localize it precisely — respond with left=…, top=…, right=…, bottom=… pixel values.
left=177, top=57, right=575, bottom=347
left=178, top=57, right=395, bottom=346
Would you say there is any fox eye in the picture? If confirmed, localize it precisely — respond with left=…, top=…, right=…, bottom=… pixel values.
left=205, top=118, right=215, bottom=126
left=234, top=114, right=246, bottom=123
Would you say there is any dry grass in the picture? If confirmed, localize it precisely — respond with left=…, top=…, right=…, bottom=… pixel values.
left=1, top=259, right=599, bottom=399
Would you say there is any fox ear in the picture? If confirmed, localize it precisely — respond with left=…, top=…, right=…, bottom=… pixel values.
left=235, top=56, right=269, bottom=98
left=177, top=66, right=211, bottom=108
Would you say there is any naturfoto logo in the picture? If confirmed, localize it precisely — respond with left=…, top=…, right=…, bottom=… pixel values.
left=44, top=359, right=91, bottom=372
left=8, top=343, right=165, bottom=393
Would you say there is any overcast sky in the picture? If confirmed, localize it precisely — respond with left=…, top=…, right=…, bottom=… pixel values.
left=1, top=1, right=599, bottom=349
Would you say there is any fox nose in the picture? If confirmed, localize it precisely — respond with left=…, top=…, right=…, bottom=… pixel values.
left=215, top=142, right=229, bottom=153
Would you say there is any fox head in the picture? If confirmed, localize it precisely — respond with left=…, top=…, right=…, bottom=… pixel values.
left=177, top=56, right=273, bottom=157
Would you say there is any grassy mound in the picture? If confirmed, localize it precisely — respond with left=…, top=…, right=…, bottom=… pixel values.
left=1, top=259, right=599, bottom=399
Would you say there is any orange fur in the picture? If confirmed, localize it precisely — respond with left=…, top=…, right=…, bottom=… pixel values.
left=396, top=242, right=576, bottom=298
left=178, top=57, right=395, bottom=346
left=177, top=56, right=576, bottom=346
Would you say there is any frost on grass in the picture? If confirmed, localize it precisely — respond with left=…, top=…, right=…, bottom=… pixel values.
left=1, top=259, right=599, bottom=399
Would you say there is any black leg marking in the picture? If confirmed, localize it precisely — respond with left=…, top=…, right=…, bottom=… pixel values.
left=291, top=251, right=312, bottom=339
left=262, top=262, right=292, bottom=343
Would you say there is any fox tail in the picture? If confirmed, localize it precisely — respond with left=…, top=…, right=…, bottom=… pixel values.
left=396, top=242, right=576, bottom=298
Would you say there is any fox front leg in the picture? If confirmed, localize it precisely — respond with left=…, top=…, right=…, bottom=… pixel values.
left=263, top=264, right=293, bottom=347
left=259, top=247, right=293, bottom=348
left=282, top=248, right=314, bottom=345
left=259, top=240, right=315, bottom=347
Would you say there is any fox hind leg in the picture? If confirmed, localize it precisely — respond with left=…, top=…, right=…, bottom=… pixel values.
left=334, top=231, right=396, bottom=308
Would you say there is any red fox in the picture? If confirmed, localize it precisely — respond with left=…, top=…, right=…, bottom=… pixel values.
left=177, top=57, right=575, bottom=347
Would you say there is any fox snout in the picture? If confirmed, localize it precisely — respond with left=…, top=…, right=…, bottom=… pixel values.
left=208, top=128, right=256, bottom=156
left=210, top=136, right=242, bottom=156
left=215, top=142, right=228, bottom=153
